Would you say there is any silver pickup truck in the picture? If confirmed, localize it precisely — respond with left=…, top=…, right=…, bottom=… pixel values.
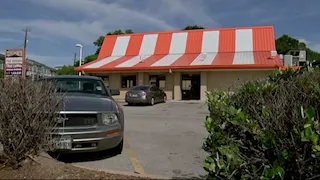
left=42, top=75, right=124, bottom=154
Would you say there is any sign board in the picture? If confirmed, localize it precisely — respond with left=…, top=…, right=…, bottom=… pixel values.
left=4, top=49, right=25, bottom=78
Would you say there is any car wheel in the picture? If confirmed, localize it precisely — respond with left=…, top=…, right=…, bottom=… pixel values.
left=112, top=139, right=123, bottom=155
left=150, top=97, right=155, bottom=106
left=163, top=95, right=167, bottom=103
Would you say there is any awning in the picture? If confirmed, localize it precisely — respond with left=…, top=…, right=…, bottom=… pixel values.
left=76, top=52, right=282, bottom=72
left=75, top=26, right=283, bottom=72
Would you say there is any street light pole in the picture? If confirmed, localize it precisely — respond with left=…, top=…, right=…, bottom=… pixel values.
left=76, top=44, right=83, bottom=76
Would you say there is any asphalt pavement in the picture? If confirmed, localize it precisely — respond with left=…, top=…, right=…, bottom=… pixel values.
left=60, top=101, right=210, bottom=179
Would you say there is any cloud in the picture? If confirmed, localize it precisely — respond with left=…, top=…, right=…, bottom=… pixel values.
left=26, top=53, right=73, bottom=67
left=27, top=0, right=214, bottom=29
left=309, top=43, right=320, bottom=52
left=0, top=50, right=70, bottom=67
left=2, top=0, right=220, bottom=45
left=298, top=38, right=309, bottom=44
left=298, top=38, right=320, bottom=53
left=260, top=11, right=318, bottom=24
left=0, top=19, right=107, bottom=45
left=0, top=0, right=224, bottom=67
left=146, top=0, right=221, bottom=27
left=12, top=0, right=182, bottom=44
left=0, top=38, right=20, bottom=43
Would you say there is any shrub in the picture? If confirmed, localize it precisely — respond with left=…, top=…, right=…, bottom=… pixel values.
left=203, top=68, right=320, bottom=180
left=0, top=77, right=61, bottom=167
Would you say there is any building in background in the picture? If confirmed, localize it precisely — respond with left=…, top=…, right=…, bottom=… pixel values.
left=0, top=53, right=56, bottom=79
left=75, top=25, right=283, bottom=101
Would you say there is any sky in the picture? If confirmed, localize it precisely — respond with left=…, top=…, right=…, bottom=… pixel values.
left=0, top=0, right=319, bottom=67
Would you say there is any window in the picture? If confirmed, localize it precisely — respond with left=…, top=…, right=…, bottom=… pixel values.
left=181, top=80, right=191, bottom=90
left=100, top=76, right=109, bottom=87
left=149, top=75, right=166, bottom=89
left=44, top=78, right=108, bottom=96
left=130, top=85, right=149, bottom=91
left=121, top=75, right=136, bottom=88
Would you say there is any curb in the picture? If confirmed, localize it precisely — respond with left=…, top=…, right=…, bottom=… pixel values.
left=115, top=100, right=206, bottom=103
left=39, top=153, right=170, bottom=179
left=72, top=164, right=171, bottom=179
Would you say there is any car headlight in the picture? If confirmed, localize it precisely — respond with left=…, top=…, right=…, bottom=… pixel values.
left=102, top=113, right=119, bottom=125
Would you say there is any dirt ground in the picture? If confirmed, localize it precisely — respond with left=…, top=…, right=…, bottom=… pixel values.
left=0, top=154, right=154, bottom=179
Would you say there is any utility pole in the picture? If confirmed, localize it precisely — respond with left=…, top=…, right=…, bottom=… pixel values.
left=22, top=27, right=30, bottom=79
left=73, top=52, right=77, bottom=75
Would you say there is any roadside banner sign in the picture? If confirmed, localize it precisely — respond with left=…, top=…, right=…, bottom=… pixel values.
left=4, top=48, right=25, bottom=78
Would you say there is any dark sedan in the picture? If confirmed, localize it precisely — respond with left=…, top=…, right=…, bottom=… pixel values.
left=125, top=85, right=167, bottom=106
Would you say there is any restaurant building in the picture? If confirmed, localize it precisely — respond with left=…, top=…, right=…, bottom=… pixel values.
left=75, top=26, right=282, bottom=100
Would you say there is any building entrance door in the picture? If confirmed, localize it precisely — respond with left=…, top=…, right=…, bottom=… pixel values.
left=181, top=74, right=200, bottom=100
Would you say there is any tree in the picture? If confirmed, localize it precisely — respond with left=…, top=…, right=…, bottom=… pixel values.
left=74, top=54, right=98, bottom=68
left=183, top=25, right=205, bottom=30
left=56, top=65, right=76, bottom=75
left=93, top=36, right=105, bottom=55
left=83, top=29, right=134, bottom=65
left=94, top=29, right=134, bottom=55
left=276, top=35, right=320, bottom=61
left=276, top=35, right=301, bottom=55
left=306, top=48, right=320, bottom=61
left=0, top=70, right=3, bottom=79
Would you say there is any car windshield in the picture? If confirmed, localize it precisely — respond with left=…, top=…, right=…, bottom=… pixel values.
left=46, top=78, right=107, bottom=95
left=130, top=85, right=149, bottom=91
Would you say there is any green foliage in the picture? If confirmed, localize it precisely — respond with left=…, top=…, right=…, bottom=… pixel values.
left=183, top=25, right=205, bottom=30
left=276, top=35, right=302, bottom=54
left=0, top=70, right=3, bottom=79
left=204, top=68, right=320, bottom=179
left=94, top=29, right=134, bottom=55
left=93, top=35, right=105, bottom=55
left=74, top=54, right=98, bottom=68
left=307, top=48, right=320, bottom=61
left=56, top=65, right=76, bottom=75
left=276, top=34, right=320, bottom=61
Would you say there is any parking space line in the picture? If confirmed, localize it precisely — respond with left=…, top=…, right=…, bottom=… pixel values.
left=124, top=137, right=145, bottom=175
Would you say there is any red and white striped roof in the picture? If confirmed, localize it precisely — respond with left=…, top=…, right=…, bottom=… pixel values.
left=76, top=26, right=283, bottom=72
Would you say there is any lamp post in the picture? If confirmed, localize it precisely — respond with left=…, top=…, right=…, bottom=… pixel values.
left=76, top=44, right=83, bottom=76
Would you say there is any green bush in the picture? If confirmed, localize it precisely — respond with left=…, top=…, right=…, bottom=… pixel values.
left=203, top=68, right=320, bottom=180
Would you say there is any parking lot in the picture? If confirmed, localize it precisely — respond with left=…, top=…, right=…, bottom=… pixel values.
left=62, top=101, right=209, bottom=179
